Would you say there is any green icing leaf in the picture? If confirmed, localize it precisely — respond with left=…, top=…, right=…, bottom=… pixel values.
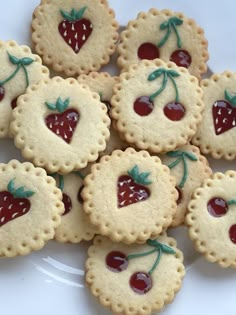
left=148, top=68, right=164, bottom=81
left=7, top=179, right=34, bottom=198
left=159, top=243, right=176, bottom=254
left=14, top=186, right=25, bottom=198
left=75, top=6, right=87, bottom=20
left=8, top=53, right=20, bottom=65
left=159, top=20, right=169, bottom=30
left=168, top=70, right=180, bottom=77
left=60, top=7, right=86, bottom=21
left=20, top=57, right=34, bottom=66
left=128, top=165, right=152, bottom=185
left=7, top=179, right=15, bottom=194
left=167, top=150, right=182, bottom=158
left=139, top=172, right=152, bottom=185
left=45, top=97, right=70, bottom=113
left=225, top=89, right=236, bottom=106
left=170, top=16, right=183, bottom=26
left=184, top=152, right=198, bottom=161
left=45, top=102, right=57, bottom=111
left=60, top=9, right=74, bottom=21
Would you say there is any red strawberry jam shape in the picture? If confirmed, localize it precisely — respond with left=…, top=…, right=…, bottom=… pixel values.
left=212, top=90, right=236, bottom=135
left=105, top=239, right=176, bottom=295
left=58, top=7, right=93, bottom=53
left=170, top=50, right=192, bottom=68
left=134, top=68, right=185, bottom=120
left=167, top=150, right=198, bottom=189
left=229, top=224, right=236, bottom=244
left=117, top=165, right=151, bottom=208
left=0, top=53, right=34, bottom=104
left=45, top=97, right=79, bottom=144
left=0, top=179, right=34, bottom=227
left=62, top=193, right=72, bottom=216
left=77, top=185, right=84, bottom=204
left=137, top=43, right=160, bottom=60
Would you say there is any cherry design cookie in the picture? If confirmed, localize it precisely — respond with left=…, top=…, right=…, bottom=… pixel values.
left=111, top=59, right=204, bottom=153
left=86, top=234, right=185, bottom=315
left=77, top=72, right=128, bottom=156
left=186, top=171, right=236, bottom=267
left=192, top=71, right=236, bottom=160
left=0, top=160, right=63, bottom=257
left=82, top=148, right=177, bottom=244
left=0, top=40, right=49, bottom=138
left=32, top=0, right=119, bottom=76
left=117, top=8, right=208, bottom=79
left=10, top=76, right=110, bottom=174
left=161, top=144, right=212, bottom=227
left=52, top=170, right=97, bottom=243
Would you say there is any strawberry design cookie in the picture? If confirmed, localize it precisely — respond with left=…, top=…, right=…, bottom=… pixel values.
left=117, top=8, right=208, bottom=79
left=78, top=72, right=128, bottom=156
left=32, top=0, right=119, bottom=76
left=111, top=59, right=204, bottom=153
left=86, top=234, right=185, bottom=315
left=82, top=148, right=177, bottom=244
left=0, top=40, right=49, bottom=138
left=10, top=76, right=110, bottom=174
left=161, top=144, right=212, bottom=227
left=192, top=71, right=236, bottom=160
left=53, top=170, right=97, bottom=243
left=0, top=160, right=63, bottom=257
left=186, top=171, right=236, bottom=267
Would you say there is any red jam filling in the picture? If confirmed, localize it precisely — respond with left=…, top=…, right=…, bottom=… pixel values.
left=106, top=251, right=128, bottom=272
left=11, top=96, right=18, bottom=109
left=170, top=50, right=192, bottom=68
left=77, top=185, right=84, bottom=204
left=62, top=193, right=72, bottom=216
left=137, top=43, right=160, bottom=60
left=164, top=102, right=185, bottom=121
left=0, top=85, right=5, bottom=102
left=212, top=100, right=236, bottom=135
left=207, top=197, right=228, bottom=217
left=134, top=96, right=154, bottom=116
left=130, top=272, right=152, bottom=294
left=176, top=187, right=183, bottom=205
left=229, top=224, right=236, bottom=244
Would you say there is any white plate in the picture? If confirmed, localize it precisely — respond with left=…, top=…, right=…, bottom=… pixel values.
left=1, top=1, right=236, bottom=315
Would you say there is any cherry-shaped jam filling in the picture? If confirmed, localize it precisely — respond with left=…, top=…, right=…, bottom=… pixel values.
left=0, top=85, right=5, bottom=102
left=170, top=50, right=192, bottom=68
left=106, top=251, right=128, bottom=272
left=164, top=102, right=185, bottom=121
left=134, top=96, right=154, bottom=116
left=207, top=197, right=228, bottom=217
left=176, top=187, right=183, bottom=205
left=137, top=43, right=160, bottom=60
left=77, top=185, right=84, bottom=204
left=229, top=224, right=236, bottom=244
left=11, top=96, right=18, bottom=109
left=62, top=193, right=72, bottom=216
left=130, top=272, right=152, bottom=294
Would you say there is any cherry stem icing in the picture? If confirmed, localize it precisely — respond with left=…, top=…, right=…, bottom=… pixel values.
left=148, top=68, right=180, bottom=103
left=167, top=150, right=198, bottom=188
left=7, top=179, right=35, bottom=199
left=157, top=16, right=183, bottom=48
left=0, top=53, right=34, bottom=87
left=50, top=173, right=64, bottom=191
left=227, top=199, right=236, bottom=206
left=74, top=171, right=85, bottom=180
left=126, top=239, right=175, bottom=275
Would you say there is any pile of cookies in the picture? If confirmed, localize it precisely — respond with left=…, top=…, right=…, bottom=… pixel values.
left=1, top=0, right=236, bottom=314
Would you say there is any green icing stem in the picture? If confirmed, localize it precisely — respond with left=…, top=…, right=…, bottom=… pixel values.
left=50, top=173, right=64, bottom=191
left=227, top=199, right=236, bottom=206
left=0, top=64, right=21, bottom=86
left=157, top=16, right=183, bottom=49
left=127, top=248, right=157, bottom=260
left=149, top=71, right=168, bottom=102
left=172, top=23, right=182, bottom=48
left=168, top=73, right=180, bottom=102
left=148, top=248, right=162, bottom=275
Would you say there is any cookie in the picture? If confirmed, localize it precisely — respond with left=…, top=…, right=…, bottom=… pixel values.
left=82, top=148, right=177, bottom=244
left=161, top=144, right=212, bottom=227
left=10, top=76, right=110, bottom=174
left=192, top=71, right=236, bottom=160
left=0, top=40, right=49, bottom=138
left=111, top=59, right=204, bottom=153
left=186, top=171, right=236, bottom=267
left=0, top=159, right=63, bottom=257
left=86, top=234, right=185, bottom=315
left=117, top=8, right=208, bottom=79
left=77, top=72, right=128, bottom=156
left=53, top=170, right=97, bottom=243
left=32, top=0, right=119, bottom=76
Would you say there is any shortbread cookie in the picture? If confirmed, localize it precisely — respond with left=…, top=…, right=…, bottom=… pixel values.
left=78, top=72, right=128, bottom=155
left=53, top=170, right=96, bottom=243
left=192, top=71, right=236, bottom=160
left=161, top=144, right=212, bottom=227
left=10, top=76, right=110, bottom=174
left=0, top=160, right=63, bottom=257
left=186, top=171, right=236, bottom=267
left=82, top=148, right=177, bottom=244
left=32, top=0, right=119, bottom=76
left=117, top=8, right=208, bottom=79
left=111, top=59, right=204, bottom=153
left=0, top=40, right=49, bottom=138
left=86, top=234, right=185, bottom=315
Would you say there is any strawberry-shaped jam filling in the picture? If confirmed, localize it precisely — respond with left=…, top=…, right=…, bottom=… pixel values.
left=106, top=251, right=128, bottom=272
left=58, top=7, right=93, bottom=53
left=105, top=239, right=176, bottom=295
left=170, top=50, right=192, bottom=68
left=167, top=150, right=198, bottom=189
left=212, top=90, right=236, bottom=135
left=207, top=197, right=228, bottom=217
left=117, top=165, right=151, bottom=208
left=229, top=224, right=236, bottom=244
left=0, top=179, right=34, bottom=227
left=45, top=97, right=79, bottom=144
left=134, top=68, right=185, bottom=121
left=0, top=53, right=34, bottom=103
left=62, top=193, right=72, bottom=216
left=137, top=43, right=160, bottom=60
